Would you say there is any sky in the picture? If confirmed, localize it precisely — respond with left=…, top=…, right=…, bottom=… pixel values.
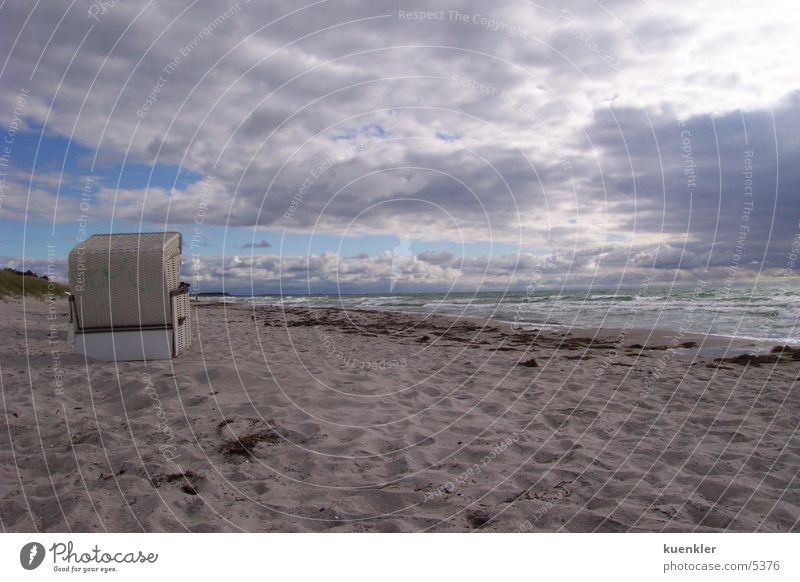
left=1, top=0, right=798, bottom=294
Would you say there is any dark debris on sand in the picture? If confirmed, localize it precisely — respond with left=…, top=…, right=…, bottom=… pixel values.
left=628, top=341, right=698, bottom=351
left=556, top=337, right=618, bottom=350
left=714, top=345, right=800, bottom=367
left=149, top=471, right=205, bottom=496
left=465, top=509, right=492, bottom=529
left=219, top=429, right=282, bottom=458
left=257, top=306, right=501, bottom=344
left=517, top=358, right=538, bottom=368
left=503, top=480, right=574, bottom=504
left=253, top=306, right=652, bottom=360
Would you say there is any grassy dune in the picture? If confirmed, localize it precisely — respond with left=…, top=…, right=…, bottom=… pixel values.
left=0, top=269, right=68, bottom=299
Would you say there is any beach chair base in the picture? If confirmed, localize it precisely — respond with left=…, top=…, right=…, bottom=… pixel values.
left=74, top=328, right=174, bottom=361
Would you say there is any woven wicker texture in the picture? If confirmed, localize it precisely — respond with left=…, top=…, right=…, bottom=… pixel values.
left=68, top=233, right=182, bottom=330
left=173, top=293, right=192, bottom=354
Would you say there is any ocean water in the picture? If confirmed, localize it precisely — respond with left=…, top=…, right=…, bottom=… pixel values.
left=200, top=287, right=800, bottom=345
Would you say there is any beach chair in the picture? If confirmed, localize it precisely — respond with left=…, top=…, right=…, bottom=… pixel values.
left=67, top=232, right=191, bottom=361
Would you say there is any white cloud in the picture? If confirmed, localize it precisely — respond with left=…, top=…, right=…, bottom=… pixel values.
left=1, top=0, right=798, bottom=289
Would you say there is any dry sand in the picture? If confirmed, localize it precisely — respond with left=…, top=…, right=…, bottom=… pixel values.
left=1, top=297, right=798, bottom=532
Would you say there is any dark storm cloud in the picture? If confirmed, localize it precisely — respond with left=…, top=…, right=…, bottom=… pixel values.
left=584, top=95, right=800, bottom=271
left=241, top=239, right=272, bottom=249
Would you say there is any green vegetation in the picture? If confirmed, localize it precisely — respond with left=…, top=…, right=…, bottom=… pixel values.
left=0, top=268, right=68, bottom=299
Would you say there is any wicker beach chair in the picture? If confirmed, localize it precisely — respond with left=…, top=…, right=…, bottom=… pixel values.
left=67, top=232, right=191, bottom=361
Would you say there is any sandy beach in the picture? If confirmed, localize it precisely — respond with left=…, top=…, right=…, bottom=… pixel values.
left=1, top=297, right=798, bottom=532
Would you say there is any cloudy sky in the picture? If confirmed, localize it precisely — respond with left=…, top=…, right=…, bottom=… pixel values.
left=1, top=0, right=798, bottom=293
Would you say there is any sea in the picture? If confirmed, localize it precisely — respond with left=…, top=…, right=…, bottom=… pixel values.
left=197, top=286, right=800, bottom=346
